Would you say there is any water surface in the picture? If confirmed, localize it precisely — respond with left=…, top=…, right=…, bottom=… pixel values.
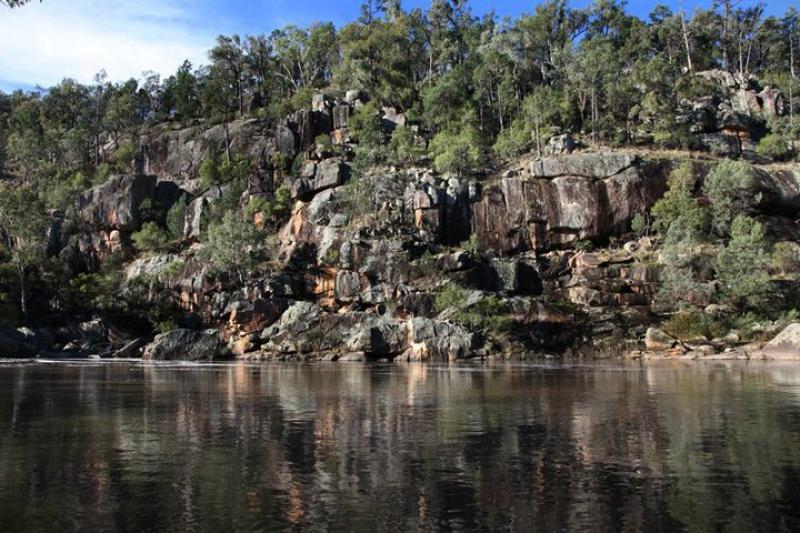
left=1, top=361, right=799, bottom=532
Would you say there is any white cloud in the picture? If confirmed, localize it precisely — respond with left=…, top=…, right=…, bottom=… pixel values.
left=0, top=0, right=214, bottom=88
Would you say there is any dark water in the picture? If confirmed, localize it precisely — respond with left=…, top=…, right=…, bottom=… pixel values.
left=1, top=362, right=800, bottom=532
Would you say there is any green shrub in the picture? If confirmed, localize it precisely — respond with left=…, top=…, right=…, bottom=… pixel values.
left=350, top=101, right=388, bottom=168
left=270, top=152, right=291, bottom=176
left=772, top=242, right=800, bottom=276
left=198, top=154, right=221, bottom=188
left=113, top=140, right=136, bottom=171
left=166, top=195, right=187, bottom=240
left=314, top=134, right=332, bottom=152
left=429, top=124, right=484, bottom=177
left=245, top=186, right=292, bottom=228
left=291, top=152, right=305, bottom=177
left=663, top=310, right=726, bottom=341
left=656, top=217, right=703, bottom=310
left=203, top=211, right=266, bottom=280
left=156, top=320, right=179, bottom=334
left=716, top=215, right=771, bottom=309
left=132, top=221, right=170, bottom=252
left=492, top=120, right=531, bottom=158
left=756, top=133, right=793, bottom=161
left=388, top=125, right=423, bottom=164
left=289, top=87, right=313, bottom=112
left=435, top=283, right=467, bottom=313
left=703, top=160, right=758, bottom=236
left=631, top=213, right=648, bottom=236
left=138, top=198, right=164, bottom=224
left=651, top=161, right=709, bottom=237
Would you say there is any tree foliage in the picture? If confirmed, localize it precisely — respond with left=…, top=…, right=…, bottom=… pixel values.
left=715, top=215, right=772, bottom=309
left=703, top=160, right=758, bottom=236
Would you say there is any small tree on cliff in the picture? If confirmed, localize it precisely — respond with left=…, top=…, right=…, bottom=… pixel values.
left=428, top=117, right=485, bottom=178
left=0, top=184, right=48, bottom=322
left=203, top=211, right=266, bottom=283
left=716, top=215, right=772, bottom=310
left=703, top=160, right=758, bottom=237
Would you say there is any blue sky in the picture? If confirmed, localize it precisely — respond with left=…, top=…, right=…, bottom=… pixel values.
left=0, top=0, right=794, bottom=92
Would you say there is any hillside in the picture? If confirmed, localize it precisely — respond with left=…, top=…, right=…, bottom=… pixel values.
left=0, top=0, right=798, bottom=360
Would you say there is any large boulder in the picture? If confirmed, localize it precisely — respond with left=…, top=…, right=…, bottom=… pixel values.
left=400, top=318, right=476, bottom=362
left=228, top=298, right=289, bottom=334
left=644, top=327, right=678, bottom=352
left=346, top=317, right=407, bottom=356
left=762, top=323, right=800, bottom=360
left=142, top=329, right=223, bottom=361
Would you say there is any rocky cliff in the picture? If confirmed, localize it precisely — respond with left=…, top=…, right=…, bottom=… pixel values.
left=12, top=79, right=800, bottom=362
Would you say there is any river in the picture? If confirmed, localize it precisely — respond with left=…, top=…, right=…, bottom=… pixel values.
left=0, top=361, right=799, bottom=532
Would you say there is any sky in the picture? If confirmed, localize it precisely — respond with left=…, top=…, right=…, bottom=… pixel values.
left=0, top=0, right=794, bottom=92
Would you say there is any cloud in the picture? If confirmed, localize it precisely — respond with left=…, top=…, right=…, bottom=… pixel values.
left=0, top=0, right=214, bottom=88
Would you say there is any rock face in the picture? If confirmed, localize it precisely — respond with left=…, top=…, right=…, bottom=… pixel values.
left=143, top=120, right=278, bottom=190
left=253, top=302, right=476, bottom=362
left=31, top=78, right=798, bottom=364
left=472, top=155, right=669, bottom=252
left=290, top=159, right=349, bottom=200
left=142, top=329, right=224, bottom=361
left=77, top=174, right=156, bottom=231
left=228, top=298, right=289, bottom=334
left=400, top=318, right=475, bottom=362
left=678, top=70, right=786, bottom=158
left=762, top=324, right=800, bottom=359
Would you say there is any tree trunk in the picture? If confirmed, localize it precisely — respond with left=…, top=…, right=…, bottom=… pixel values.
left=591, top=85, right=597, bottom=144
left=791, top=28, right=796, bottom=130
left=680, top=10, right=693, bottom=72
left=16, top=262, right=26, bottom=324
left=533, top=96, right=542, bottom=158
left=224, top=116, right=232, bottom=163
left=238, top=73, right=244, bottom=117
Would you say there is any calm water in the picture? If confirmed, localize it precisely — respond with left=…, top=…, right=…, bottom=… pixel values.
left=0, top=362, right=799, bottom=532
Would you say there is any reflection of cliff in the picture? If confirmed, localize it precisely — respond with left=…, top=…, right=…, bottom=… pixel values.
left=0, top=363, right=799, bottom=531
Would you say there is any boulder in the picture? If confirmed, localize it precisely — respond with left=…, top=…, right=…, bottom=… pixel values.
left=291, top=159, right=348, bottom=200
left=544, top=134, right=577, bottom=156
left=142, top=329, right=223, bottom=361
left=346, top=317, right=407, bottom=356
left=645, top=327, right=678, bottom=352
left=332, top=104, right=351, bottom=130
left=344, top=90, right=363, bottom=104
left=230, top=334, right=257, bottom=357
left=762, top=323, right=800, bottom=359
left=228, top=299, right=289, bottom=334
left=401, top=318, right=476, bottom=362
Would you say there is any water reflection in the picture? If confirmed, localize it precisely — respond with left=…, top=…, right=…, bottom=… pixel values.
left=0, top=362, right=799, bottom=532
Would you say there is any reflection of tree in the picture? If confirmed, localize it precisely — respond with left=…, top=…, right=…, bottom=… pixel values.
left=0, top=362, right=798, bottom=531
left=652, top=365, right=800, bottom=532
